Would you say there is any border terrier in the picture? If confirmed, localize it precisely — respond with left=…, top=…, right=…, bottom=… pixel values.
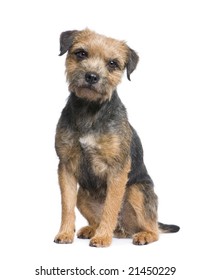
left=54, top=29, right=179, bottom=247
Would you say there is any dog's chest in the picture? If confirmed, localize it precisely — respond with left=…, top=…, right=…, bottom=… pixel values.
left=79, top=134, right=108, bottom=175
left=59, top=130, right=121, bottom=177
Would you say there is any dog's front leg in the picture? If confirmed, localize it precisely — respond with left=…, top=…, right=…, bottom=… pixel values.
left=90, top=160, right=130, bottom=247
left=54, top=162, right=77, bottom=244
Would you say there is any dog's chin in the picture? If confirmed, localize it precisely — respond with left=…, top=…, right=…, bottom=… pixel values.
left=73, top=86, right=109, bottom=103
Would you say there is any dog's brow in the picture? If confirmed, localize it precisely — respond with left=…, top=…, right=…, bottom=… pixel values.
left=72, top=45, right=88, bottom=53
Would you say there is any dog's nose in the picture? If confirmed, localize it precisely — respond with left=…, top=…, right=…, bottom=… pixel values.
left=85, top=72, right=100, bottom=85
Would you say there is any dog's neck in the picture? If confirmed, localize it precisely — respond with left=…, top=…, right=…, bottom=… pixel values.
left=62, top=90, right=126, bottom=133
left=68, top=90, right=121, bottom=116
left=70, top=91, right=108, bottom=114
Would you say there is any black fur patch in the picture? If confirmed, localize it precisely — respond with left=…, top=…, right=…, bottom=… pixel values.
left=59, top=30, right=78, bottom=56
left=126, top=48, right=139, bottom=80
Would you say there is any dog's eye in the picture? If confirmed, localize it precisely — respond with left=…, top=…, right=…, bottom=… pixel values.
left=108, top=60, right=119, bottom=70
left=74, top=50, right=88, bottom=60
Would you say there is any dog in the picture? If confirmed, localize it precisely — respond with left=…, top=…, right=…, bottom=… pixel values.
left=54, top=29, right=179, bottom=247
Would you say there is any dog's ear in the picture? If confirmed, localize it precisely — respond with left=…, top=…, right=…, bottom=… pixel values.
left=126, top=48, right=139, bottom=81
left=59, top=30, right=78, bottom=56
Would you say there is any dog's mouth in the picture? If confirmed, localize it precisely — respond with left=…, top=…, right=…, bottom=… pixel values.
left=68, top=78, right=112, bottom=102
left=69, top=83, right=98, bottom=93
left=71, top=84, right=106, bottom=102
left=77, top=85, right=100, bottom=95
left=80, top=84, right=98, bottom=91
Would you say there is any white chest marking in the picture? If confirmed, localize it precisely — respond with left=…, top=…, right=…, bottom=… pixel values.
left=79, top=135, right=98, bottom=148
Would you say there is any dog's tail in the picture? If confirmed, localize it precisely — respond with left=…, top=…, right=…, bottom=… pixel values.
left=158, top=222, right=180, bottom=233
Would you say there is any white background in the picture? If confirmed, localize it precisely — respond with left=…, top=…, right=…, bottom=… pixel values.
left=0, top=0, right=211, bottom=279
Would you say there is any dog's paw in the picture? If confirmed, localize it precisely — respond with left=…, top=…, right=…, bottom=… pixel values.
left=89, top=234, right=112, bottom=247
left=54, top=231, right=74, bottom=244
left=77, top=226, right=95, bottom=239
left=132, top=231, right=158, bottom=245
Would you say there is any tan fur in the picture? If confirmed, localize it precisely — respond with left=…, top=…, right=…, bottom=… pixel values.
left=54, top=163, right=77, bottom=243
left=65, top=29, right=128, bottom=102
left=76, top=159, right=132, bottom=246
left=127, top=184, right=159, bottom=244
left=77, top=187, right=102, bottom=239
left=70, top=29, right=128, bottom=68
left=55, top=128, right=80, bottom=176
left=89, top=159, right=131, bottom=247
left=79, top=133, right=127, bottom=177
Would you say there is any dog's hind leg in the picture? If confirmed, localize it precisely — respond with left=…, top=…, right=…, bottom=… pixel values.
left=121, top=183, right=159, bottom=245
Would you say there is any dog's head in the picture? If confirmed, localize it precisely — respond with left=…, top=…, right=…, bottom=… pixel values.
left=59, top=29, right=139, bottom=102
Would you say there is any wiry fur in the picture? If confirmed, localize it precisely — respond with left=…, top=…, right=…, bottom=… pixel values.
left=54, top=29, right=179, bottom=247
